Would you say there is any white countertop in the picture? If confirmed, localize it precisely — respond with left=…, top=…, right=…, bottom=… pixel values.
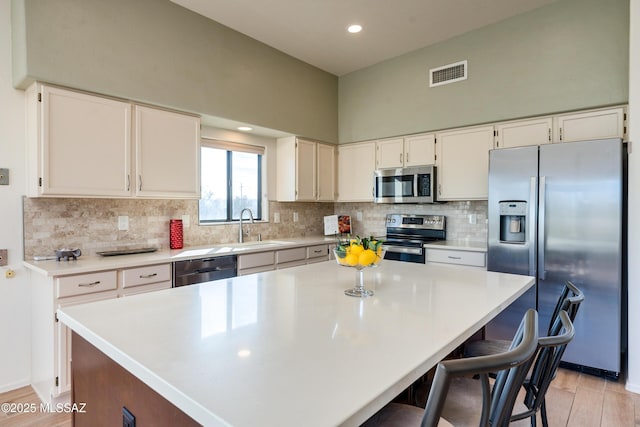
left=58, top=260, right=533, bottom=427
left=23, top=236, right=338, bottom=276
left=424, top=239, right=488, bottom=252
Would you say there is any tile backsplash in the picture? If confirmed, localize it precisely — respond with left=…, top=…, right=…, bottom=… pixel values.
left=22, top=197, right=487, bottom=259
left=333, top=201, right=488, bottom=242
left=22, top=198, right=333, bottom=259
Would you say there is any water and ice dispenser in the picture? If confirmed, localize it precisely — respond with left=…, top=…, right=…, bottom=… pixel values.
left=498, top=201, right=527, bottom=243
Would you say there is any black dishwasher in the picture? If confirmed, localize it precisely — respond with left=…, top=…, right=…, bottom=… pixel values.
left=173, top=255, right=237, bottom=287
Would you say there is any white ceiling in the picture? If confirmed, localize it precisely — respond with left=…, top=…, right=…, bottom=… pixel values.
left=171, top=0, right=556, bottom=76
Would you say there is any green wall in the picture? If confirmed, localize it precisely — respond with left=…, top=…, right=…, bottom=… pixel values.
left=338, top=0, right=629, bottom=143
left=11, top=0, right=338, bottom=143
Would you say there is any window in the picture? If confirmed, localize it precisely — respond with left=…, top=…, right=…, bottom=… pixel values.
left=199, top=139, right=263, bottom=223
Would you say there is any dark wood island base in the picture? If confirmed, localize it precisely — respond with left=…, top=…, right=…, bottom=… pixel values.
left=71, top=332, right=200, bottom=426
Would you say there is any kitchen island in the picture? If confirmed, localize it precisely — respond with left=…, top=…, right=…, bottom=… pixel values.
left=58, top=260, right=534, bottom=427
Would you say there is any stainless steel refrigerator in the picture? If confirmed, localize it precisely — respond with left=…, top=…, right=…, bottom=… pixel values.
left=486, top=138, right=624, bottom=377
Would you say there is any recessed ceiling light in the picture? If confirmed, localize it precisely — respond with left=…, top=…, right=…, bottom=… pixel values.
left=347, top=24, right=362, bottom=34
left=237, top=126, right=253, bottom=132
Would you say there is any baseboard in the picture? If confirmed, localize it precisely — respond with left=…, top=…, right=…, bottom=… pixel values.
left=625, top=380, right=640, bottom=394
left=0, top=378, right=30, bottom=394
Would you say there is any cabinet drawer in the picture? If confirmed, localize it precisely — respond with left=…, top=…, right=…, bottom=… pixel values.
left=120, top=281, right=171, bottom=296
left=307, top=244, right=329, bottom=259
left=121, top=264, right=171, bottom=288
left=238, top=265, right=275, bottom=276
left=426, top=249, right=486, bottom=267
left=276, top=260, right=308, bottom=270
left=238, top=251, right=275, bottom=269
left=56, top=270, right=118, bottom=298
left=276, top=247, right=306, bottom=264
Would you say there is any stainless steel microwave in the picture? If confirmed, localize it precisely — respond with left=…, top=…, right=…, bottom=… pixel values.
left=374, top=166, right=437, bottom=203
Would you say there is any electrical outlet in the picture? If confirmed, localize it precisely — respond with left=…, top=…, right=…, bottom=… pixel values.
left=181, top=214, right=190, bottom=227
left=122, top=407, right=135, bottom=427
left=118, top=216, right=129, bottom=231
left=468, top=214, right=477, bottom=225
left=274, top=212, right=280, bottom=223
left=356, top=211, right=363, bottom=221
left=0, top=249, right=7, bottom=267
left=0, top=168, right=9, bottom=185
left=293, top=212, right=299, bottom=222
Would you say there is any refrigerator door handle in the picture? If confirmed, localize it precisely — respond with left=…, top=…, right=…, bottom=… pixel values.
left=538, top=175, right=546, bottom=280
left=529, top=176, right=537, bottom=276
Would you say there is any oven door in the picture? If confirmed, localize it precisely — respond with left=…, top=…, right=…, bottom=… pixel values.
left=383, top=243, right=425, bottom=263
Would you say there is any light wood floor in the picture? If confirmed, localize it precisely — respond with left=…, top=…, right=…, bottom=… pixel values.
left=0, top=386, right=70, bottom=427
left=0, top=369, right=638, bottom=426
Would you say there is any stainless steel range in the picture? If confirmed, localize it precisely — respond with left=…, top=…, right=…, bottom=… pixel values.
left=383, top=214, right=446, bottom=263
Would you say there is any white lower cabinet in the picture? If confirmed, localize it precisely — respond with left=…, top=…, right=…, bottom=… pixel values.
left=238, top=252, right=276, bottom=276
left=239, top=243, right=332, bottom=275
left=275, top=247, right=307, bottom=270
left=56, top=290, right=118, bottom=396
left=31, top=263, right=171, bottom=404
left=119, top=264, right=172, bottom=296
left=426, top=248, right=487, bottom=268
left=307, top=244, right=330, bottom=263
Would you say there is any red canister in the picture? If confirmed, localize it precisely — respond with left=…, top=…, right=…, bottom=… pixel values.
left=169, top=219, right=183, bottom=249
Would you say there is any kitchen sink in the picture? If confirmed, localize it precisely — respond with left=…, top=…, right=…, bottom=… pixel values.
left=226, top=240, right=294, bottom=250
left=172, top=240, right=296, bottom=257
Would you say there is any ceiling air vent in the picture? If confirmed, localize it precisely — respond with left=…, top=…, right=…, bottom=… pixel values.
left=429, top=60, right=467, bottom=87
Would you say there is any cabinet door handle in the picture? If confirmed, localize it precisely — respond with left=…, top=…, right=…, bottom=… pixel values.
left=399, top=153, right=402, bottom=164
left=78, top=281, right=100, bottom=287
left=313, top=249, right=322, bottom=254
left=406, top=153, right=409, bottom=164
left=447, top=256, right=462, bottom=260
left=126, top=174, right=130, bottom=191
left=138, top=175, right=142, bottom=191
left=139, top=273, right=158, bottom=279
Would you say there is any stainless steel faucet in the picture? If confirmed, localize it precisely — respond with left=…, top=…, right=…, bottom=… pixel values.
left=238, top=208, right=255, bottom=243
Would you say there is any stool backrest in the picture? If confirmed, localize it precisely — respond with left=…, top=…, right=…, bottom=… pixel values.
left=422, top=309, right=539, bottom=427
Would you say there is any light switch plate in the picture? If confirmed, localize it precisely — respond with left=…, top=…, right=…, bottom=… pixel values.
left=0, top=168, right=8, bottom=185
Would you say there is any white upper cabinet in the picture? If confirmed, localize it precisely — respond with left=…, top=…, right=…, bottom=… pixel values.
left=316, top=143, right=336, bottom=201
left=337, top=141, right=376, bottom=202
left=375, top=134, right=435, bottom=169
left=26, top=83, right=201, bottom=199
left=554, top=107, right=626, bottom=143
left=436, top=125, right=494, bottom=200
left=134, top=105, right=201, bottom=198
left=404, top=133, right=436, bottom=166
left=276, top=137, right=334, bottom=202
left=296, top=138, right=317, bottom=201
left=495, top=117, right=552, bottom=149
left=27, top=84, right=132, bottom=197
left=376, top=138, right=404, bottom=168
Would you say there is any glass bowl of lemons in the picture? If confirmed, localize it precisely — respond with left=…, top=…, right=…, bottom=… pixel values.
left=333, top=237, right=385, bottom=297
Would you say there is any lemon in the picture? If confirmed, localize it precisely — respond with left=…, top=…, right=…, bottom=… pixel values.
left=358, top=249, right=377, bottom=266
left=344, top=253, right=359, bottom=266
left=350, top=244, right=364, bottom=256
